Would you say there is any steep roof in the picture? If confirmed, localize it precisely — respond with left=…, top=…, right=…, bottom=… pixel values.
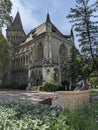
left=8, top=11, right=24, bottom=31
left=46, top=13, right=51, bottom=23
left=25, top=13, right=72, bottom=43
left=27, top=14, right=65, bottom=36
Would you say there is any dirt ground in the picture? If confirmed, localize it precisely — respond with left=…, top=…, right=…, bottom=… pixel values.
left=0, top=90, right=55, bottom=103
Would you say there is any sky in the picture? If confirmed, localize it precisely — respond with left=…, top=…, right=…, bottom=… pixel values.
left=3, top=0, right=96, bottom=47
left=8, top=0, right=76, bottom=35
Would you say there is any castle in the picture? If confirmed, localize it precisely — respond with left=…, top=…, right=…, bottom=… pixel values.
left=3, top=11, right=74, bottom=87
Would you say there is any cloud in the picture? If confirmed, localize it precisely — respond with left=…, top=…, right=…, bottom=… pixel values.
left=11, top=0, right=41, bottom=34
left=2, top=0, right=81, bottom=48
left=3, top=0, right=74, bottom=36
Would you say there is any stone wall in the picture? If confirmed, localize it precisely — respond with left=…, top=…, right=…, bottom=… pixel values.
left=52, top=90, right=90, bottom=109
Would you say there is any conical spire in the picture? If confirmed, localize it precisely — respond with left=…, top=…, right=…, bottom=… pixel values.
left=46, top=13, right=51, bottom=23
left=70, top=26, right=74, bottom=37
left=70, top=26, right=74, bottom=42
left=9, top=11, right=24, bottom=31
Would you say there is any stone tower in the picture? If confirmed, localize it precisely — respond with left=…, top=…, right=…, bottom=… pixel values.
left=6, top=11, right=26, bottom=51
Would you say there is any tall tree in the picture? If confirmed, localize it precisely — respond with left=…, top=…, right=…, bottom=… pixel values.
left=0, top=0, right=12, bottom=67
left=69, top=46, right=93, bottom=89
left=0, top=0, right=12, bottom=30
left=0, top=0, right=12, bottom=85
left=0, top=32, right=10, bottom=69
left=67, top=0, right=98, bottom=73
left=69, top=46, right=81, bottom=84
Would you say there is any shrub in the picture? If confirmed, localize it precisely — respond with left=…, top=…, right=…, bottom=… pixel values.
left=0, top=102, right=97, bottom=130
left=0, top=102, right=70, bottom=130
left=0, top=82, right=19, bottom=90
left=40, top=81, right=61, bottom=92
left=90, top=76, right=98, bottom=86
left=0, top=83, right=27, bottom=90
left=17, top=84, right=27, bottom=90
left=63, top=105, right=98, bottom=130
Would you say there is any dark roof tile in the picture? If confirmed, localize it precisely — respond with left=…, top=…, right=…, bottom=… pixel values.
left=8, top=11, right=24, bottom=31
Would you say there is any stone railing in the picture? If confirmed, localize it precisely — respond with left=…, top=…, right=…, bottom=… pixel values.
left=52, top=90, right=90, bottom=109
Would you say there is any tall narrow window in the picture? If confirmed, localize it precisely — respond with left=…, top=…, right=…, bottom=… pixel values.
left=59, top=44, right=68, bottom=81
left=37, top=43, right=43, bottom=60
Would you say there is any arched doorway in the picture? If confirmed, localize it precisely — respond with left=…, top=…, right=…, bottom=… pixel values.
left=31, top=70, right=43, bottom=86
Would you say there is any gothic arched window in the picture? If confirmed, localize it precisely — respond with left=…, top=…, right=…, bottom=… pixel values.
left=54, top=68, right=59, bottom=82
left=37, top=43, right=43, bottom=60
left=59, top=43, right=68, bottom=81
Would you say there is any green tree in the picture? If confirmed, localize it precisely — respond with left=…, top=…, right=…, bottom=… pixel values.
left=69, top=46, right=81, bottom=84
left=67, top=0, right=98, bottom=73
left=0, top=0, right=12, bottom=29
left=0, top=0, right=12, bottom=67
left=69, top=46, right=93, bottom=88
left=0, top=32, right=10, bottom=69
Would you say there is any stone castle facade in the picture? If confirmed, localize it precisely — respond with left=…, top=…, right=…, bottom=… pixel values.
left=3, top=11, right=74, bottom=87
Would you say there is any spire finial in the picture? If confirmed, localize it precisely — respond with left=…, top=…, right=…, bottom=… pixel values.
left=70, top=26, right=74, bottom=42
left=70, top=25, right=74, bottom=36
left=46, top=13, right=51, bottom=23
left=17, top=7, right=19, bottom=12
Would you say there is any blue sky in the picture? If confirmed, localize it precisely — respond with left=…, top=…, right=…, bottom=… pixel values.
left=3, top=0, right=96, bottom=48
left=9, top=0, right=76, bottom=35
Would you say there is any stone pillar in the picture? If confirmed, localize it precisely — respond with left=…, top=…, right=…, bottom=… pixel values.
left=27, top=66, right=31, bottom=90
left=58, top=57, right=62, bottom=83
left=44, top=33, right=51, bottom=62
left=69, top=77, right=72, bottom=90
left=7, top=64, right=12, bottom=85
left=20, top=57, right=21, bottom=66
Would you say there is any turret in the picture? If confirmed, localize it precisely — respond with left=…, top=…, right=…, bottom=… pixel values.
left=70, top=27, right=74, bottom=43
left=6, top=11, right=26, bottom=49
left=46, top=13, right=51, bottom=33
left=46, top=13, right=51, bottom=23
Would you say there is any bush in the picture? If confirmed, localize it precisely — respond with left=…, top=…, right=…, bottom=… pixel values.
left=40, top=81, right=61, bottom=92
left=17, top=84, right=27, bottom=90
left=62, top=105, right=98, bottom=130
left=0, top=102, right=97, bottom=130
left=0, top=83, right=27, bottom=90
left=0, top=82, right=19, bottom=90
left=90, top=76, right=98, bottom=86
left=0, top=102, right=70, bottom=130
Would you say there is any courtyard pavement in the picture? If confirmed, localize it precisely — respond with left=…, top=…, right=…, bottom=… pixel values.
left=0, top=90, right=55, bottom=103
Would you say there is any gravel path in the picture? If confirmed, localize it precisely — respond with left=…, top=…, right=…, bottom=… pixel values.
left=0, top=90, right=55, bottom=103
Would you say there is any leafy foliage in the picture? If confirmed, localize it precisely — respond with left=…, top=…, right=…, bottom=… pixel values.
left=69, top=46, right=93, bottom=85
left=69, top=46, right=81, bottom=83
left=67, top=0, right=98, bottom=73
left=0, top=32, right=10, bottom=69
left=67, top=105, right=98, bottom=130
left=40, top=81, right=61, bottom=92
left=0, top=101, right=97, bottom=130
left=1, top=83, right=27, bottom=90
left=0, top=0, right=12, bottom=28
left=89, top=76, right=98, bottom=86
left=90, top=89, right=98, bottom=124
left=0, top=102, right=70, bottom=130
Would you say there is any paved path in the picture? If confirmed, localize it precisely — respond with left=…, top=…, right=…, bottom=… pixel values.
left=0, top=90, right=55, bottom=103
